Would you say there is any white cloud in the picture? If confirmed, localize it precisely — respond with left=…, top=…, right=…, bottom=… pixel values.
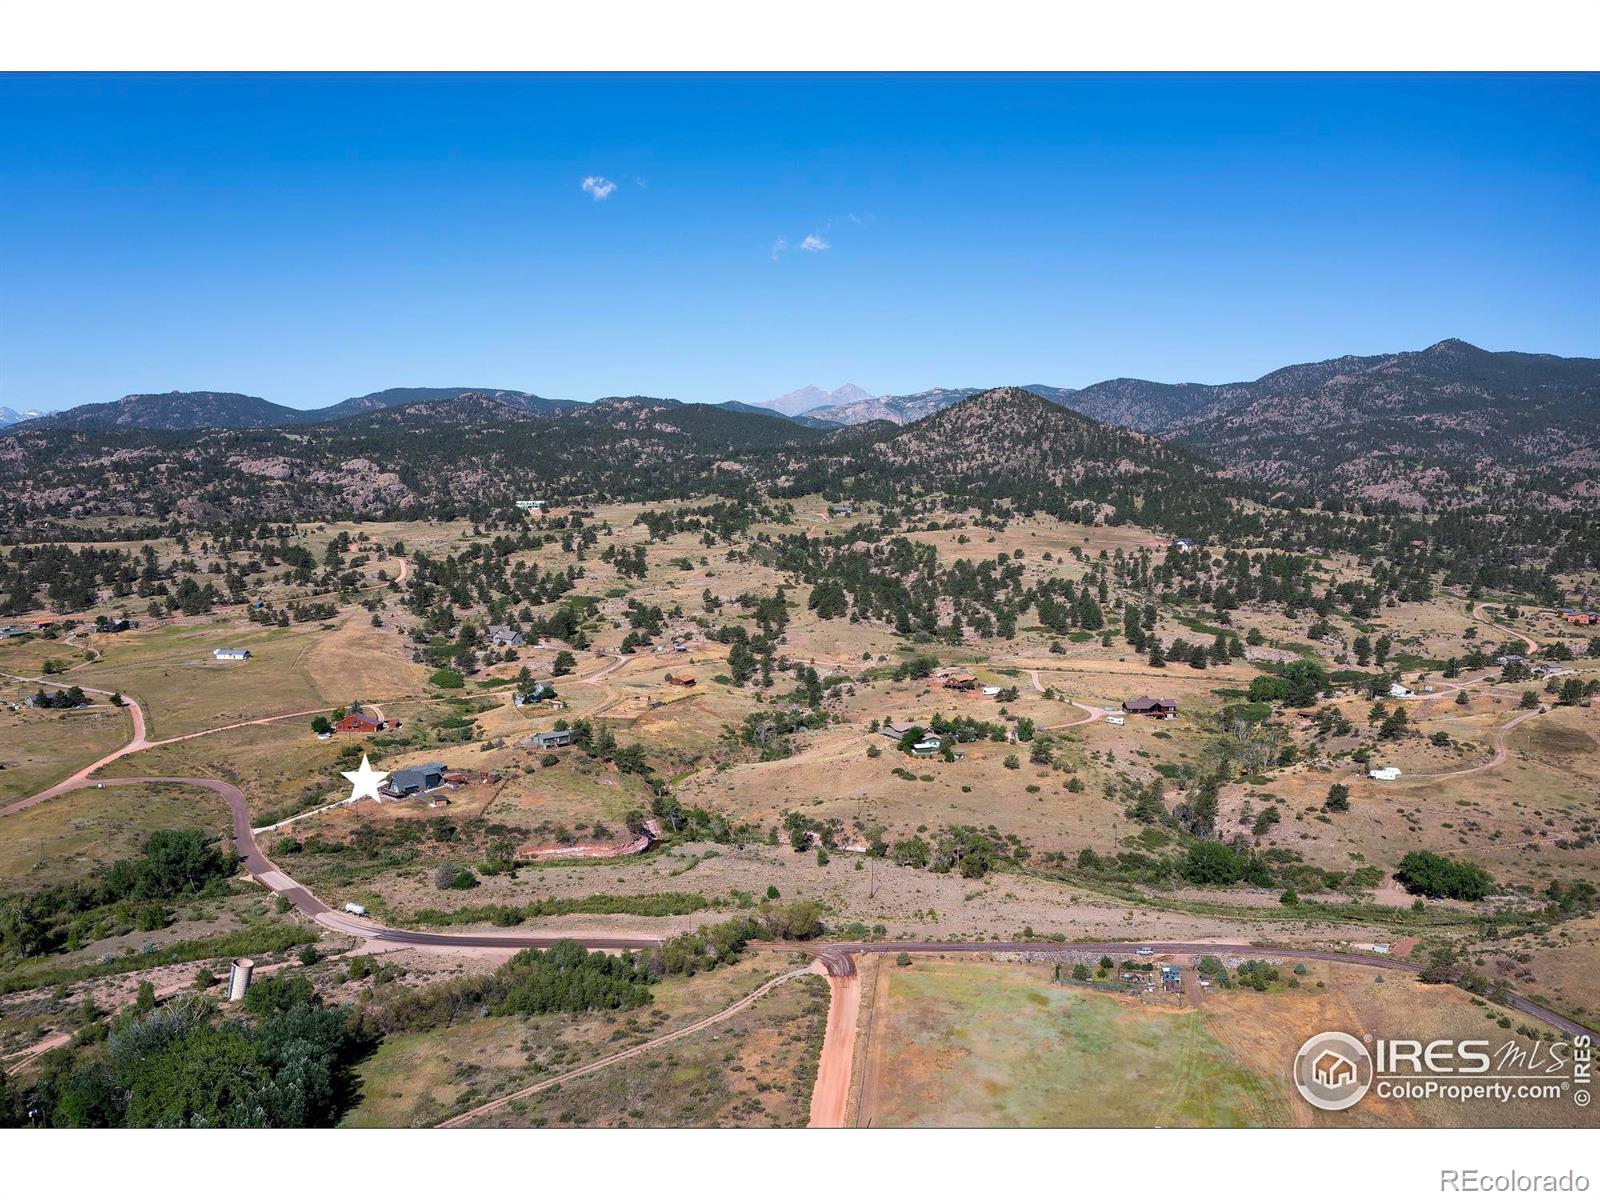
left=581, top=175, right=617, bottom=201
left=769, top=236, right=788, bottom=261
left=800, top=233, right=830, bottom=252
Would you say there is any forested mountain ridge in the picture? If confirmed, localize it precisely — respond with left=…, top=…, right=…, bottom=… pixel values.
left=8, top=387, right=578, bottom=432
left=3, top=379, right=1597, bottom=588
left=15, top=391, right=305, bottom=431
left=1175, top=340, right=1600, bottom=509
left=767, top=387, right=1244, bottom=534
left=311, top=387, right=577, bottom=421
left=0, top=390, right=829, bottom=527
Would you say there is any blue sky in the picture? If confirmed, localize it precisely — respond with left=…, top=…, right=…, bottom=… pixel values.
left=1, top=73, right=1595, bottom=411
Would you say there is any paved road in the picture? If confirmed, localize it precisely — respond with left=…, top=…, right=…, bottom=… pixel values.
left=58, top=773, right=659, bottom=951
left=12, top=737, right=1592, bottom=1037
left=810, top=940, right=1593, bottom=1040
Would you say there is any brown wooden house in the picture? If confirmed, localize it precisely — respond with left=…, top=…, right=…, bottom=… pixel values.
left=1122, top=695, right=1178, bottom=717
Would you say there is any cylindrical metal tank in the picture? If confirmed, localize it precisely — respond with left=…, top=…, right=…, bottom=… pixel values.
left=227, top=957, right=254, bottom=1001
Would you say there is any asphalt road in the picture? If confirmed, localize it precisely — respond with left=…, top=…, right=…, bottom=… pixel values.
left=815, top=940, right=1594, bottom=1040
left=17, top=774, right=1596, bottom=1040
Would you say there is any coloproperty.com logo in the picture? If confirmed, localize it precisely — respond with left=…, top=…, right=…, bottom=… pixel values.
left=1292, top=1030, right=1592, bottom=1112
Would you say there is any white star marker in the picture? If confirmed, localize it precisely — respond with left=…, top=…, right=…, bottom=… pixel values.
left=341, top=754, right=389, bottom=804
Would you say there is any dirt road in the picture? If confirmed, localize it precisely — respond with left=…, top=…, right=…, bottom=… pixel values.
left=1403, top=704, right=1548, bottom=781
left=803, top=939, right=1594, bottom=1124
left=807, top=965, right=862, bottom=1128
left=0, top=679, right=332, bottom=818
left=435, top=965, right=815, bottom=1127
left=1477, top=605, right=1539, bottom=656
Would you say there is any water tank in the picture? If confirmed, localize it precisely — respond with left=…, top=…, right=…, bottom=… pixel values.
left=227, top=957, right=255, bottom=1001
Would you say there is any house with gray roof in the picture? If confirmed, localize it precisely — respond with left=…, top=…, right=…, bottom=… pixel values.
left=382, top=761, right=447, bottom=798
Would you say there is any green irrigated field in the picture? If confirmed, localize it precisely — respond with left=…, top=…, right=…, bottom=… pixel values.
left=856, top=958, right=1289, bottom=1127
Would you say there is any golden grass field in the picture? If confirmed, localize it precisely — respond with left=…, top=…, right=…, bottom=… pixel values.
left=0, top=694, right=132, bottom=804
left=0, top=781, right=229, bottom=891
left=852, top=956, right=1597, bottom=1129
left=344, top=950, right=820, bottom=1128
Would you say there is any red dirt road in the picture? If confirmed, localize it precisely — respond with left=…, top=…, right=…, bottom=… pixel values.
left=808, top=964, right=861, bottom=1128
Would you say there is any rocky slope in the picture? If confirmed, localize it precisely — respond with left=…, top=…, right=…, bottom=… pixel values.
left=1176, top=340, right=1600, bottom=508
left=759, top=384, right=871, bottom=418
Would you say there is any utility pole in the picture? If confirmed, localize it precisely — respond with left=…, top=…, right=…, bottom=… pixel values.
left=868, top=854, right=875, bottom=899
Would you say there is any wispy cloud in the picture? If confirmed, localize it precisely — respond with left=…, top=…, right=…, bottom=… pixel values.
left=581, top=175, right=617, bottom=201
left=800, top=233, right=830, bottom=252
left=769, top=236, right=789, bottom=261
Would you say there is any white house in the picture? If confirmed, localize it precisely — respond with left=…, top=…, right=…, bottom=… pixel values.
left=1388, top=682, right=1416, bottom=699
left=212, top=648, right=251, bottom=661
left=1368, top=766, right=1402, bottom=781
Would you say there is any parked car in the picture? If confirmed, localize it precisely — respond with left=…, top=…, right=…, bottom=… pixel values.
left=343, top=902, right=368, bottom=916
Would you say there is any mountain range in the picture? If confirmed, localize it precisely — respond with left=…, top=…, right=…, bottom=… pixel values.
left=3, top=340, right=1594, bottom=513
left=0, top=405, right=44, bottom=427
left=757, top=384, right=872, bottom=418
left=9, top=387, right=578, bottom=432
